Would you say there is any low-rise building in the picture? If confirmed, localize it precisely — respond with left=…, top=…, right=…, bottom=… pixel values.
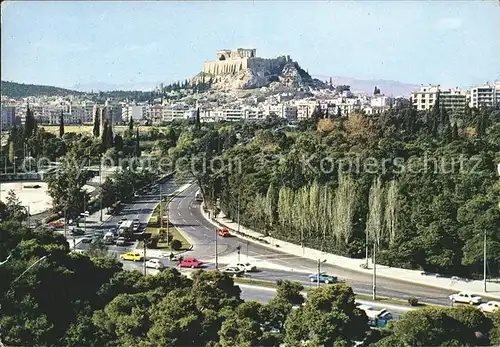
left=469, top=81, right=500, bottom=108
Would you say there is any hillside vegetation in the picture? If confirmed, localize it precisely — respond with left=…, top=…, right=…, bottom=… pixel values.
left=1, top=81, right=86, bottom=98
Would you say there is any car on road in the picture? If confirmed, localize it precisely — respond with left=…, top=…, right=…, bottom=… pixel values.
left=103, top=232, right=115, bottom=245
left=176, top=257, right=202, bottom=268
left=478, top=301, right=500, bottom=313
left=222, top=266, right=245, bottom=277
left=47, top=218, right=65, bottom=228
left=145, top=258, right=165, bottom=269
left=309, top=272, right=338, bottom=284
left=120, top=252, right=144, bottom=262
left=116, top=237, right=127, bottom=246
left=70, top=228, right=85, bottom=236
left=81, top=237, right=93, bottom=244
left=235, top=262, right=257, bottom=272
left=449, top=291, right=482, bottom=305
left=160, top=252, right=181, bottom=261
left=217, top=227, right=230, bottom=237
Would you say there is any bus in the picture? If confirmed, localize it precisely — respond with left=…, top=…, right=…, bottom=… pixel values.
left=195, top=190, right=203, bottom=202
left=118, top=220, right=134, bottom=240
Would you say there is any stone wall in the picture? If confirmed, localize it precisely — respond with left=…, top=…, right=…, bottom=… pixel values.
left=203, top=55, right=291, bottom=76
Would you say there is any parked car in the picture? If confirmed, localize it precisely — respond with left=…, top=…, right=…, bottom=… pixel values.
left=449, top=291, right=482, bottom=305
left=70, top=228, right=85, bottom=236
left=116, top=237, right=127, bottom=246
left=217, top=227, right=230, bottom=237
left=308, top=272, right=338, bottom=284
left=80, top=237, right=93, bottom=244
left=120, top=252, right=144, bottom=262
left=478, top=301, right=500, bottom=313
left=222, top=266, right=245, bottom=277
left=176, top=257, right=202, bottom=268
left=235, top=262, right=257, bottom=272
left=145, top=258, right=165, bottom=269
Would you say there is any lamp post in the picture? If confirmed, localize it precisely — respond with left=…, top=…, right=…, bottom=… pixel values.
left=99, top=155, right=103, bottom=222
left=483, top=230, right=487, bottom=293
left=372, top=241, right=377, bottom=300
left=13, top=156, right=17, bottom=175
left=317, top=259, right=327, bottom=288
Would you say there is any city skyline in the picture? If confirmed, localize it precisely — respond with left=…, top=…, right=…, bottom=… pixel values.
left=2, top=1, right=500, bottom=90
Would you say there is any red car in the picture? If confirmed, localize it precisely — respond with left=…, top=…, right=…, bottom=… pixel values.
left=176, top=257, right=202, bottom=268
left=217, top=227, right=230, bottom=237
left=47, top=219, right=65, bottom=228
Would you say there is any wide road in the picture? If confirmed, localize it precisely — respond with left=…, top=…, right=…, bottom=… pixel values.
left=169, top=184, right=457, bottom=306
left=71, top=179, right=179, bottom=265
left=238, top=283, right=409, bottom=319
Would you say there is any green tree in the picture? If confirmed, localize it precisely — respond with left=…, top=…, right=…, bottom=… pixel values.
left=59, top=111, right=65, bottom=138
left=284, top=284, right=367, bottom=346
left=4, top=190, right=27, bottom=222
left=374, top=306, right=491, bottom=346
left=46, top=153, right=91, bottom=220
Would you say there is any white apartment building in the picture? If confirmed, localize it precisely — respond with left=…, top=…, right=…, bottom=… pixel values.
left=262, top=104, right=298, bottom=120
left=162, top=105, right=195, bottom=122
left=295, top=100, right=318, bottom=120
left=469, top=81, right=500, bottom=108
left=411, top=85, right=468, bottom=114
left=411, top=85, right=439, bottom=111
left=371, top=95, right=393, bottom=108
left=122, top=105, right=147, bottom=122
left=148, top=105, right=164, bottom=124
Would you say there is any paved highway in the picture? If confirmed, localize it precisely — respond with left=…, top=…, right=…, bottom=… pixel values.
left=169, top=184, right=457, bottom=306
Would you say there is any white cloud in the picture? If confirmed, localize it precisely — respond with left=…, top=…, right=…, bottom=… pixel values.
left=437, top=17, right=463, bottom=31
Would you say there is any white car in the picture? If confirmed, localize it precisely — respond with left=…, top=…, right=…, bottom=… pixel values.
left=116, top=237, right=127, bottom=246
left=449, top=291, right=482, bottom=305
left=478, top=301, right=500, bottom=313
left=235, top=262, right=257, bottom=272
left=145, top=258, right=164, bottom=269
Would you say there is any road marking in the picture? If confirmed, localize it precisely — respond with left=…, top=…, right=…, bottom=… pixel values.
left=190, top=226, right=196, bottom=231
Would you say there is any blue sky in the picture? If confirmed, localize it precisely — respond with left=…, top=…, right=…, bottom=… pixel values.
left=2, top=1, right=499, bottom=90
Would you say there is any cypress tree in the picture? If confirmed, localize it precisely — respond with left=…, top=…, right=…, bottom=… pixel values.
left=135, top=128, right=140, bottom=156
left=24, top=105, right=34, bottom=140
left=452, top=122, right=459, bottom=139
left=59, top=111, right=65, bottom=137
left=195, top=108, right=201, bottom=130
left=106, top=124, right=114, bottom=148
left=337, top=106, right=342, bottom=118
left=92, top=110, right=100, bottom=138
left=114, top=134, right=123, bottom=152
left=128, top=117, right=134, bottom=131
left=101, top=121, right=108, bottom=149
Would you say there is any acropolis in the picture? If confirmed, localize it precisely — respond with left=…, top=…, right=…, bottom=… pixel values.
left=203, top=48, right=291, bottom=76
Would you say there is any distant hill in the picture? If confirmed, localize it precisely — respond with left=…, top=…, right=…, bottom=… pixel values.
left=313, top=75, right=419, bottom=97
left=1, top=81, right=86, bottom=98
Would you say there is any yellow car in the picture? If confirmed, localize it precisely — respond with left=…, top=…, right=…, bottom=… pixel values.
left=120, top=252, right=144, bottom=262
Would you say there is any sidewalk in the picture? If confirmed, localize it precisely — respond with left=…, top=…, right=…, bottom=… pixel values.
left=201, top=207, right=500, bottom=299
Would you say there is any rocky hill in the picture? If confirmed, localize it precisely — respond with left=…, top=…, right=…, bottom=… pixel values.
left=192, top=60, right=325, bottom=91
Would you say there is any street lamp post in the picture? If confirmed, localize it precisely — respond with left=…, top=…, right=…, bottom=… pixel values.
left=214, top=228, right=219, bottom=270
left=99, top=155, right=103, bottom=222
left=317, top=259, right=327, bottom=288
left=13, top=156, right=17, bottom=175
left=237, top=189, right=240, bottom=234
left=372, top=242, right=377, bottom=300
left=483, top=230, right=487, bottom=293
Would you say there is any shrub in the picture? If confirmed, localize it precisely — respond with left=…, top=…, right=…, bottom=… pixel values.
left=147, top=235, right=160, bottom=249
left=408, top=297, right=419, bottom=306
left=170, top=239, right=182, bottom=251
